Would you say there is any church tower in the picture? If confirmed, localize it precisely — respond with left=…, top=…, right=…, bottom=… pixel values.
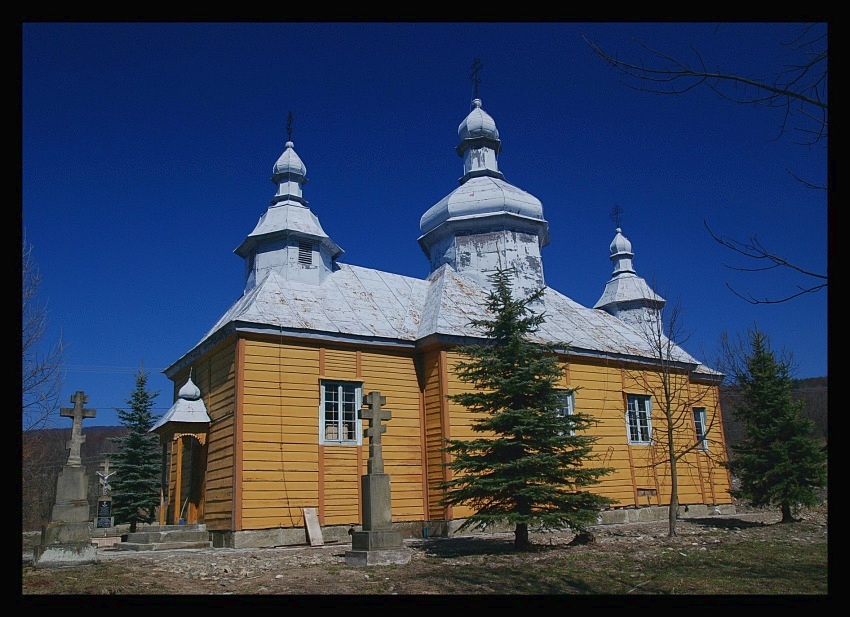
left=234, top=114, right=343, bottom=293
left=594, top=226, right=665, bottom=327
left=418, top=63, right=549, bottom=298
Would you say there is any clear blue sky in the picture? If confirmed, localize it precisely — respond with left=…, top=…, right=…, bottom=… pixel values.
left=22, top=22, right=829, bottom=427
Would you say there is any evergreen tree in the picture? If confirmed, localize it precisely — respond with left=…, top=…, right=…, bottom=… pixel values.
left=722, top=326, right=827, bottom=523
left=110, top=368, right=162, bottom=533
left=441, top=269, right=615, bottom=550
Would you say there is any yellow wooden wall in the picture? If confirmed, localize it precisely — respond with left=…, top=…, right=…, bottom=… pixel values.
left=434, top=351, right=732, bottom=515
left=422, top=349, right=448, bottom=520
left=236, top=337, right=425, bottom=531
left=165, top=333, right=731, bottom=533
left=168, top=336, right=237, bottom=532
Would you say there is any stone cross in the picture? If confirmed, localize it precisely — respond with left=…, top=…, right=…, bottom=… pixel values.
left=60, top=391, right=96, bottom=467
left=361, top=391, right=391, bottom=475
left=97, top=457, right=115, bottom=495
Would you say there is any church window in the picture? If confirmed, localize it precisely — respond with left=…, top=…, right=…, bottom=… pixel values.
left=626, top=394, right=652, bottom=444
left=319, top=381, right=362, bottom=445
left=693, top=407, right=708, bottom=450
left=555, top=390, right=575, bottom=435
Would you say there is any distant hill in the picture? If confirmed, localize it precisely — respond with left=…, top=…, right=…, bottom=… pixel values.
left=720, top=376, right=827, bottom=453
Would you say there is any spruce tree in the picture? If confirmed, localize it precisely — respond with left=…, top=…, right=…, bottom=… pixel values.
left=723, top=326, right=827, bottom=523
left=441, top=269, right=615, bottom=550
left=110, top=368, right=162, bottom=533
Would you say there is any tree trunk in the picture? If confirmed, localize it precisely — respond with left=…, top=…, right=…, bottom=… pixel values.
left=668, top=492, right=679, bottom=537
left=668, top=450, right=679, bottom=537
left=780, top=502, right=795, bottom=523
left=514, top=523, right=529, bottom=550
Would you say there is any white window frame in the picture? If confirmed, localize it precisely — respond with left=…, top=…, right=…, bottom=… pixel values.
left=556, top=390, right=576, bottom=435
left=693, top=407, right=708, bottom=451
left=318, top=381, right=363, bottom=445
left=626, top=394, right=652, bottom=445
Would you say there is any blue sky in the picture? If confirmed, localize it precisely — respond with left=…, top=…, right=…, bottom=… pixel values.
left=22, top=22, right=829, bottom=427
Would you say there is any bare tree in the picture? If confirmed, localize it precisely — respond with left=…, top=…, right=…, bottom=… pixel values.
left=22, top=231, right=66, bottom=432
left=583, top=25, right=828, bottom=304
left=627, top=299, right=725, bottom=537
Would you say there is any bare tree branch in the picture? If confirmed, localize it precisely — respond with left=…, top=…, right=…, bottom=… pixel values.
left=705, top=221, right=827, bottom=304
left=581, top=25, right=827, bottom=148
left=22, top=230, right=66, bottom=432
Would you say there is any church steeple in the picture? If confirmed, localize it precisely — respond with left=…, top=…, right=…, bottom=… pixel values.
left=234, top=114, right=343, bottom=293
left=418, top=62, right=549, bottom=298
left=594, top=226, right=665, bottom=326
left=271, top=112, right=308, bottom=206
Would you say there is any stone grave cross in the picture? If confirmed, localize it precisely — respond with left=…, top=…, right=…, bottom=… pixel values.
left=361, top=391, right=391, bottom=474
left=61, top=391, right=96, bottom=467
left=345, top=390, right=411, bottom=565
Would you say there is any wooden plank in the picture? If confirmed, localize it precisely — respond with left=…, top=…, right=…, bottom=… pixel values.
left=303, top=507, right=324, bottom=546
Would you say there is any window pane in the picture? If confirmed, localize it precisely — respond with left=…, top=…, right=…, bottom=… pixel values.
left=321, top=381, right=360, bottom=443
left=694, top=407, right=707, bottom=449
left=627, top=395, right=651, bottom=444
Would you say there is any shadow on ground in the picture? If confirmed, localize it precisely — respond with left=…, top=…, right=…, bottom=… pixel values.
left=686, top=517, right=769, bottom=530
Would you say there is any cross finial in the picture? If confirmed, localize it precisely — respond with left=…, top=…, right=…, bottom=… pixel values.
left=470, top=57, right=483, bottom=101
left=610, top=204, right=624, bottom=229
left=287, top=111, right=293, bottom=142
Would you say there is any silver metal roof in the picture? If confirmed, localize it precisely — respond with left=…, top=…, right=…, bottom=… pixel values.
left=150, top=375, right=211, bottom=432
left=181, top=262, right=714, bottom=375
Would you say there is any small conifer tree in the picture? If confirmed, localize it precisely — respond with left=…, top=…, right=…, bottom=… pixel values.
left=441, top=269, right=615, bottom=550
left=110, top=368, right=162, bottom=533
left=722, top=326, right=827, bottom=522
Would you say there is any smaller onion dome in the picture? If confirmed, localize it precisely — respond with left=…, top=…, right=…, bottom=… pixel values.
left=273, top=141, right=307, bottom=178
left=458, top=98, right=500, bottom=141
left=178, top=376, right=202, bottom=401
left=610, top=228, right=633, bottom=258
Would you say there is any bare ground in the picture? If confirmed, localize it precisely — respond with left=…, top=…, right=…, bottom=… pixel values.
left=21, top=501, right=827, bottom=596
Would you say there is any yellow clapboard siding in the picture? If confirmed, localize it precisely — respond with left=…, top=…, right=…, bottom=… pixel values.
left=242, top=460, right=319, bottom=473
left=242, top=430, right=318, bottom=444
left=242, top=450, right=318, bottom=463
left=241, top=488, right=318, bottom=501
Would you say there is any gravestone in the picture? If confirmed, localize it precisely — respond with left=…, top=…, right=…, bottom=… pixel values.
left=33, top=391, right=98, bottom=567
left=345, top=391, right=411, bottom=566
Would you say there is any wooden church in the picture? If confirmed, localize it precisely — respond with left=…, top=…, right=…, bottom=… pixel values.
left=154, top=91, right=733, bottom=547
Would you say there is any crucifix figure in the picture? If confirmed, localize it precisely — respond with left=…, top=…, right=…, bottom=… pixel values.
left=60, top=391, right=96, bottom=467
left=361, top=391, right=391, bottom=474
left=97, top=457, right=116, bottom=495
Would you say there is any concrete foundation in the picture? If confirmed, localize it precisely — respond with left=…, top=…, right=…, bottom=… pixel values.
left=128, top=504, right=740, bottom=551
left=344, top=548, right=412, bottom=566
